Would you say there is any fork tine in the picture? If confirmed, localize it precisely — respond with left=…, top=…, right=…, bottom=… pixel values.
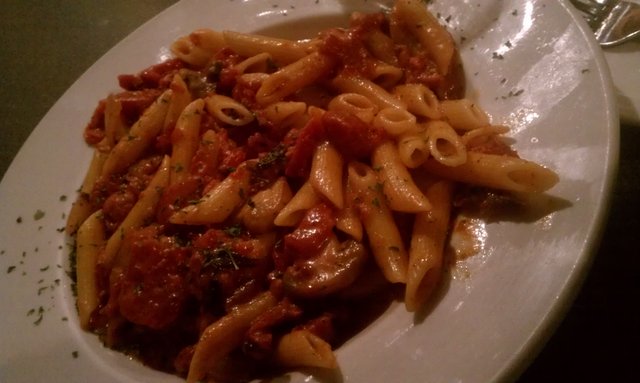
left=572, top=0, right=606, bottom=17
left=570, top=0, right=619, bottom=29
left=595, top=0, right=640, bottom=46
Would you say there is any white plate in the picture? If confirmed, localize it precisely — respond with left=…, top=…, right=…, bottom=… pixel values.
left=0, top=0, right=618, bottom=382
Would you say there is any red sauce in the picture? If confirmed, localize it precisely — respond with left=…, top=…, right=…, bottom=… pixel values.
left=75, top=5, right=474, bottom=379
left=118, top=227, right=190, bottom=329
left=284, top=203, right=335, bottom=257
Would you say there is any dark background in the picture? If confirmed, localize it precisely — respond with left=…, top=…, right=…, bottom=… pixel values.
left=1, top=1, right=638, bottom=381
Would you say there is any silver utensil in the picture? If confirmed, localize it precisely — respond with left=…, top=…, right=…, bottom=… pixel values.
left=570, top=0, right=640, bottom=46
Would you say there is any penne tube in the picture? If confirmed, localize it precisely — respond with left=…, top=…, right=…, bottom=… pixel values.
left=393, top=84, right=442, bottom=120
left=101, top=90, right=172, bottom=177
left=397, top=130, right=430, bottom=168
left=422, top=151, right=560, bottom=193
left=170, top=162, right=251, bottom=225
left=365, top=29, right=399, bottom=66
left=66, top=149, right=108, bottom=235
left=256, top=52, right=336, bottom=106
left=276, top=329, right=337, bottom=369
left=164, top=74, right=192, bottom=133
left=335, top=198, right=363, bottom=242
left=371, top=141, right=432, bottom=212
left=440, top=99, right=490, bottom=131
left=331, top=73, right=406, bottom=110
left=186, top=292, right=277, bottom=383
left=100, top=94, right=127, bottom=152
left=171, top=28, right=225, bottom=68
left=328, top=93, right=378, bottom=124
left=405, top=178, right=452, bottom=312
left=425, top=120, right=467, bottom=167
left=100, top=155, right=171, bottom=269
left=462, top=125, right=510, bottom=147
left=274, top=181, right=320, bottom=227
left=310, top=141, right=344, bottom=209
left=259, top=101, right=307, bottom=131
left=75, top=210, right=106, bottom=330
left=236, top=177, right=293, bottom=234
left=347, top=162, right=408, bottom=283
left=234, top=52, right=274, bottom=74
left=370, top=60, right=404, bottom=89
left=67, top=4, right=565, bottom=379
left=170, top=99, right=205, bottom=185
left=373, top=107, right=417, bottom=137
left=205, top=94, right=255, bottom=126
left=393, top=0, right=455, bottom=75
left=222, top=30, right=309, bottom=66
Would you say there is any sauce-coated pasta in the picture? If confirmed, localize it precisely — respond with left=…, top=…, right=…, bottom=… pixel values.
left=68, top=1, right=558, bottom=381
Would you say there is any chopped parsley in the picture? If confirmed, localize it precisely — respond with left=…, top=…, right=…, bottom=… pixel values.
left=34, top=209, right=45, bottom=220
left=257, top=144, right=285, bottom=169
left=224, top=224, right=243, bottom=238
left=202, top=246, right=249, bottom=271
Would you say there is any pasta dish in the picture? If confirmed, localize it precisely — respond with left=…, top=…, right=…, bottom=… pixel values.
left=66, top=0, right=559, bottom=381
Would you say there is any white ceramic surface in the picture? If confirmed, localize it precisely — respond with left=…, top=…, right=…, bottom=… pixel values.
left=0, top=1, right=618, bottom=382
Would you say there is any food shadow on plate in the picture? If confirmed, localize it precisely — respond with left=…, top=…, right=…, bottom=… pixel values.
left=451, top=187, right=573, bottom=224
left=412, top=187, right=572, bottom=324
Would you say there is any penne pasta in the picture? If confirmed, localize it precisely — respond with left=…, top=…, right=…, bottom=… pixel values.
left=236, top=177, right=293, bottom=233
left=405, top=178, right=452, bottom=312
left=347, top=162, right=409, bottom=284
left=331, top=73, right=406, bottom=110
left=234, top=52, right=274, bottom=74
left=187, top=292, right=277, bottom=383
left=440, top=99, right=491, bottom=131
left=462, top=125, right=510, bottom=147
left=170, top=99, right=205, bottom=185
left=423, top=151, right=559, bottom=193
left=164, top=74, right=192, bottom=133
left=75, top=210, right=106, bottom=330
left=101, top=90, right=172, bottom=178
left=425, top=120, right=468, bottom=167
left=66, top=149, right=107, bottom=235
left=370, top=60, right=404, bottom=89
left=394, top=84, right=442, bottom=120
left=259, top=101, right=307, bottom=131
left=335, top=195, right=364, bottom=241
left=205, top=94, right=254, bottom=126
left=274, top=181, right=321, bottom=227
left=364, top=29, right=399, bottom=66
left=371, top=141, right=432, bottom=213
left=222, top=30, right=309, bottom=66
left=256, top=52, right=336, bottom=106
left=309, top=141, right=344, bottom=209
left=397, top=129, right=430, bottom=168
left=328, top=93, right=378, bottom=124
left=100, top=155, right=171, bottom=268
left=170, top=28, right=225, bottom=68
left=69, top=2, right=561, bottom=380
left=373, top=107, right=418, bottom=137
left=170, top=162, right=251, bottom=225
left=100, top=94, right=127, bottom=152
left=276, top=329, right=338, bottom=369
left=393, top=0, right=455, bottom=75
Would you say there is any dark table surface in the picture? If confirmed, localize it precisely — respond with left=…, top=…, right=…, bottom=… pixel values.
left=1, top=1, right=638, bottom=381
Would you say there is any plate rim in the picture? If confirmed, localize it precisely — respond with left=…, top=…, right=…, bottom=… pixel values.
left=0, top=1, right=621, bottom=382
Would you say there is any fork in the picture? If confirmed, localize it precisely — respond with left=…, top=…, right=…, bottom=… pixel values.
left=570, top=0, right=640, bottom=46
